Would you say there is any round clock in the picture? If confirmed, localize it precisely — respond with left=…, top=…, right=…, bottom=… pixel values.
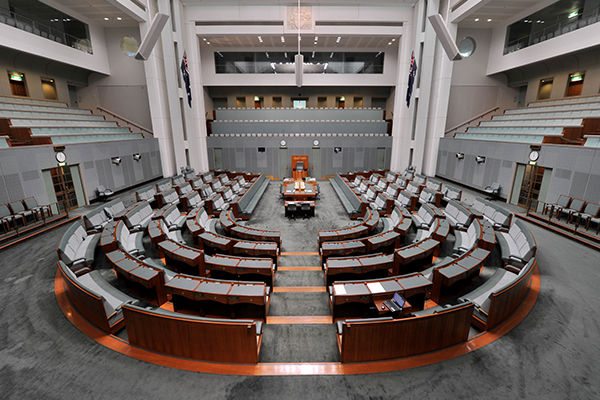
left=55, top=151, right=67, bottom=163
left=529, top=150, right=539, bottom=162
left=313, top=140, right=319, bottom=147
left=280, top=140, right=287, bottom=147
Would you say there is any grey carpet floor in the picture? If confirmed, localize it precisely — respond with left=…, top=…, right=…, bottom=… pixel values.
left=0, top=178, right=599, bottom=399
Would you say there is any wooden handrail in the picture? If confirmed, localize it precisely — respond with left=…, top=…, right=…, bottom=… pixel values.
left=444, top=106, right=500, bottom=136
left=96, top=107, right=153, bottom=137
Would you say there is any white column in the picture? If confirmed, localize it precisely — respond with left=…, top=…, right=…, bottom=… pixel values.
left=142, top=1, right=176, bottom=177
left=183, top=15, right=210, bottom=172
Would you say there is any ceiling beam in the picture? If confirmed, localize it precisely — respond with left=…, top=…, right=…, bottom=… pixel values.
left=450, top=0, right=493, bottom=23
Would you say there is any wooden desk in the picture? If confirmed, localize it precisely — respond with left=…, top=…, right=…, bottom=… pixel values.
left=157, top=241, right=205, bottom=276
left=233, top=240, right=278, bottom=263
left=430, top=249, right=490, bottom=303
left=318, top=225, right=368, bottom=245
left=205, top=254, right=275, bottom=287
left=325, top=253, right=392, bottom=286
left=105, top=249, right=168, bottom=306
left=321, top=240, right=366, bottom=263
left=393, top=238, right=440, bottom=275
left=165, top=274, right=269, bottom=321
left=283, top=182, right=317, bottom=200
left=374, top=298, right=413, bottom=316
left=100, top=221, right=118, bottom=253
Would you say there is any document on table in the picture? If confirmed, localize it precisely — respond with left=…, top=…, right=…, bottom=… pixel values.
left=367, top=282, right=385, bottom=293
left=335, top=285, right=347, bottom=295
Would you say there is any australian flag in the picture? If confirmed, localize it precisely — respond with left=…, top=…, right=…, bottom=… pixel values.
left=181, top=51, right=192, bottom=108
left=406, top=51, right=417, bottom=108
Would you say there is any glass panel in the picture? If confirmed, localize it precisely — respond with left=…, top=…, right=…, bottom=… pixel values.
left=215, top=52, right=384, bottom=74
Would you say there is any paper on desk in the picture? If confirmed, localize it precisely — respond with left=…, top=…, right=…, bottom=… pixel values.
left=367, top=282, right=385, bottom=293
left=335, top=285, right=347, bottom=295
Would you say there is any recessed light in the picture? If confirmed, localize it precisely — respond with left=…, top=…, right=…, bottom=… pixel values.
left=203, top=38, right=206, bottom=41
left=330, top=52, right=334, bottom=58
left=487, top=18, right=492, bottom=22
left=281, top=36, right=285, bottom=42
left=475, top=18, right=479, bottom=21
left=206, top=42, right=210, bottom=45
left=117, top=17, right=122, bottom=20
left=388, top=42, right=392, bottom=45
left=392, top=38, right=396, bottom=41
left=336, top=37, right=341, bottom=43
left=314, top=36, right=318, bottom=41
left=104, top=17, right=109, bottom=21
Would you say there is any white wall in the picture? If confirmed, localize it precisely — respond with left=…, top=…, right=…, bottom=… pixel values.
left=78, top=27, right=152, bottom=128
left=446, top=28, right=519, bottom=130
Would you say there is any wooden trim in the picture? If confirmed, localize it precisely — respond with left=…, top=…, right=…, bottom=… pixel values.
left=266, top=316, right=332, bottom=324
left=272, top=286, right=326, bottom=292
left=54, top=259, right=541, bottom=375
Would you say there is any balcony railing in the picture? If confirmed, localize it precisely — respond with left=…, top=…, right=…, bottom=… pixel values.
left=0, top=7, right=92, bottom=54
left=504, top=6, right=600, bottom=55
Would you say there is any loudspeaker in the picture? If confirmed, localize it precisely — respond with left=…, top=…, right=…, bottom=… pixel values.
left=295, top=54, right=303, bottom=87
left=135, top=13, right=170, bottom=61
left=428, top=14, right=462, bottom=61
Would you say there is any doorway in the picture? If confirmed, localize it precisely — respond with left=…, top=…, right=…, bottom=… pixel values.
left=213, top=148, right=223, bottom=170
left=47, top=166, right=80, bottom=211
left=537, top=78, right=553, bottom=100
left=279, top=147, right=288, bottom=179
left=510, top=163, right=552, bottom=212
left=566, top=74, right=584, bottom=97
left=68, top=85, right=79, bottom=108
left=41, top=78, right=58, bottom=100
left=9, top=72, right=28, bottom=97
left=336, top=97, right=345, bottom=109
left=311, top=147, right=321, bottom=179
left=517, top=85, right=527, bottom=108
left=292, top=98, right=308, bottom=109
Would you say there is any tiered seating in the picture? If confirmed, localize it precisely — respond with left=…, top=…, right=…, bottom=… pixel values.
left=211, top=107, right=388, bottom=137
left=57, top=221, right=101, bottom=275
left=455, top=94, right=600, bottom=144
left=0, top=97, right=143, bottom=145
left=495, top=219, right=537, bottom=270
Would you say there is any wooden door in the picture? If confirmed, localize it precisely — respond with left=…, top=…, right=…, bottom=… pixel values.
left=51, top=166, right=78, bottom=211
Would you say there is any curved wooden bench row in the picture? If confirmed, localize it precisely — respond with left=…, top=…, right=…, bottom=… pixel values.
left=198, top=231, right=279, bottom=264
left=219, top=209, right=281, bottom=247
left=324, top=253, right=393, bottom=286
left=318, top=208, right=379, bottom=245
left=57, top=221, right=100, bottom=275
left=57, top=260, right=137, bottom=334
left=336, top=300, right=474, bottom=363
left=122, top=302, right=263, bottom=364
left=460, top=257, right=537, bottom=331
left=330, top=272, right=432, bottom=320
left=105, top=249, right=168, bottom=306
left=165, top=273, right=269, bottom=321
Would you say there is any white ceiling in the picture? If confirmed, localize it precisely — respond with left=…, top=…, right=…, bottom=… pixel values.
left=457, top=0, right=546, bottom=28
left=54, top=0, right=139, bottom=27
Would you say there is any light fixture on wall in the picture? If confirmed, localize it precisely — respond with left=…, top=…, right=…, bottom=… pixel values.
left=133, top=153, right=141, bottom=161
left=475, top=156, right=486, bottom=163
left=111, top=157, right=122, bottom=165
left=456, top=152, right=464, bottom=159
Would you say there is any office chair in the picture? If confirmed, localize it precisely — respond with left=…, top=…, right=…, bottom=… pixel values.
left=484, top=182, right=501, bottom=201
left=96, top=185, right=114, bottom=202
left=301, top=202, right=311, bottom=219
left=287, top=203, right=297, bottom=219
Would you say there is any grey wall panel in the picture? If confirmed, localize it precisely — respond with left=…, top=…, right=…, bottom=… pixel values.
left=0, top=139, right=161, bottom=204
left=438, top=138, right=600, bottom=203
left=206, top=136, right=392, bottom=179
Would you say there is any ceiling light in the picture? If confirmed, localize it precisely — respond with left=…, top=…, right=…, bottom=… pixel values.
left=487, top=18, right=492, bottom=22
left=281, top=36, right=285, bottom=42
left=475, top=18, right=479, bottom=21
left=330, top=52, right=334, bottom=58
left=265, top=51, right=269, bottom=58
left=206, top=42, right=210, bottom=45
left=392, top=38, right=396, bottom=42
left=312, top=51, right=315, bottom=58
left=258, top=36, right=263, bottom=42
left=314, top=36, right=318, bottom=41
left=284, top=52, right=288, bottom=58
left=117, top=17, right=122, bottom=21
left=336, top=37, right=341, bottom=43
left=388, top=42, right=392, bottom=45
left=104, top=17, right=109, bottom=21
